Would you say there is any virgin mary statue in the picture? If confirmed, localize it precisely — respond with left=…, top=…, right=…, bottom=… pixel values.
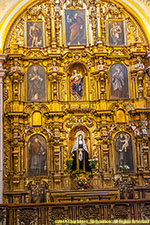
left=71, top=132, right=91, bottom=172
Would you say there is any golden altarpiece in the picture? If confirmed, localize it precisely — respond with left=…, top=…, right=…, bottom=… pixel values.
left=2, top=0, right=150, bottom=204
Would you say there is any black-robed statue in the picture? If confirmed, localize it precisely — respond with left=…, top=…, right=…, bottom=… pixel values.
left=71, top=133, right=91, bottom=172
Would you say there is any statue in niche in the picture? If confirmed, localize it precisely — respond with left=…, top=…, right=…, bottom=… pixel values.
left=70, top=69, right=84, bottom=98
left=115, top=132, right=134, bottom=171
left=28, top=135, right=47, bottom=176
left=71, top=131, right=91, bottom=172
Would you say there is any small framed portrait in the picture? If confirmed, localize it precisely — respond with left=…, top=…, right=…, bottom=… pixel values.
left=110, top=63, right=129, bottom=99
left=26, top=22, right=43, bottom=48
left=107, top=21, right=126, bottom=46
left=27, top=65, right=46, bottom=102
left=65, top=10, right=86, bottom=46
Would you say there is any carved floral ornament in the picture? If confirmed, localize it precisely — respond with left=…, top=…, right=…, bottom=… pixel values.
left=64, top=116, right=95, bottom=129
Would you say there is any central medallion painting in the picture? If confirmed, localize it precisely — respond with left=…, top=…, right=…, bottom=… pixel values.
left=65, top=10, right=86, bottom=46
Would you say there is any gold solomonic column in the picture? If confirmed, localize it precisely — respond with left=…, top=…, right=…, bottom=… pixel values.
left=0, top=54, right=7, bottom=203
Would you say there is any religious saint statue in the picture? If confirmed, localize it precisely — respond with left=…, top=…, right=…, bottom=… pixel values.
left=110, top=22, right=122, bottom=45
left=70, top=69, right=84, bottom=97
left=67, top=12, right=84, bottom=45
left=71, top=133, right=91, bottom=172
left=97, top=58, right=108, bottom=72
left=135, top=57, right=145, bottom=71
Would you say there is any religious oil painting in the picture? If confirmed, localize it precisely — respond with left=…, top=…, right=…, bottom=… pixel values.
left=110, top=63, right=129, bottom=99
left=108, top=21, right=125, bottom=46
left=27, top=65, right=46, bottom=102
left=65, top=10, right=86, bottom=46
left=27, top=22, right=43, bottom=48
left=28, top=134, right=47, bottom=176
left=114, top=132, right=134, bottom=172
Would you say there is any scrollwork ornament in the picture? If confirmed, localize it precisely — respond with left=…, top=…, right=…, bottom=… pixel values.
left=18, top=209, right=37, bottom=225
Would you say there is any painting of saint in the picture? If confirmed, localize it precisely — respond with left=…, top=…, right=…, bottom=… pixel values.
left=27, top=65, right=46, bottom=102
left=70, top=69, right=84, bottom=98
left=108, top=21, right=125, bottom=46
left=28, top=135, right=47, bottom=176
left=65, top=10, right=86, bottom=46
left=110, top=63, right=129, bottom=99
left=71, top=132, right=91, bottom=172
left=27, top=22, right=43, bottom=48
left=114, top=132, right=134, bottom=172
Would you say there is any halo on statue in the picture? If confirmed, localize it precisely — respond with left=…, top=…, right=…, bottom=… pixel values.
left=75, top=131, right=85, bottom=139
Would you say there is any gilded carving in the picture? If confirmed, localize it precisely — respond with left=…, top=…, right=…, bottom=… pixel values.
left=111, top=205, right=130, bottom=220
left=18, top=209, right=37, bottom=225
left=2, top=0, right=150, bottom=204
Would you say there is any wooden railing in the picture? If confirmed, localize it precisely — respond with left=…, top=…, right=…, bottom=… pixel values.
left=0, top=199, right=150, bottom=225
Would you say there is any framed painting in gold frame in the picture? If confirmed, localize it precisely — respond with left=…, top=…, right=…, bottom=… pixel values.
left=64, top=10, right=87, bottom=46
left=106, top=20, right=126, bottom=46
left=26, top=21, right=44, bottom=48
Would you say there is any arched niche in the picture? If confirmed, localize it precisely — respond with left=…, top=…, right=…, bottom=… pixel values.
left=67, top=62, right=87, bottom=101
left=27, top=65, right=46, bottom=102
left=69, top=126, right=91, bottom=172
left=114, top=132, right=134, bottom=172
left=109, top=63, right=129, bottom=99
left=28, top=134, right=47, bottom=176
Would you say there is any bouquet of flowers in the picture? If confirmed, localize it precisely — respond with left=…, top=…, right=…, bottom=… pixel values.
left=120, top=165, right=130, bottom=172
left=88, top=158, right=98, bottom=169
left=65, top=156, right=73, bottom=170
left=75, top=173, right=90, bottom=189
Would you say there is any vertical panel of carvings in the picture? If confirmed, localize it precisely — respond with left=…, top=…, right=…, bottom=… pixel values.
left=100, top=70, right=107, bottom=99
left=10, top=62, right=24, bottom=101
left=134, top=58, right=145, bottom=98
left=131, top=73, right=138, bottom=99
left=50, top=2, right=57, bottom=48
left=89, top=6, right=97, bottom=46
left=96, top=1, right=102, bottom=46
left=48, top=61, right=63, bottom=101
left=136, top=139, right=144, bottom=185
left=137, top=70, right=144, bottom=98
left=55, top=8, right=62, bottom=48
left=53, top=118, right=62, bottom=188
left=0, top=55, right=7, bottom=203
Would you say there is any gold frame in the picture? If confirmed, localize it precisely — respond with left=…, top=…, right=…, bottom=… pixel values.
left=25, top=20, right=45, bottom=48
left=106, top=20, right=127, bottom=46
left=63, top=9, right=89, bottom=47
